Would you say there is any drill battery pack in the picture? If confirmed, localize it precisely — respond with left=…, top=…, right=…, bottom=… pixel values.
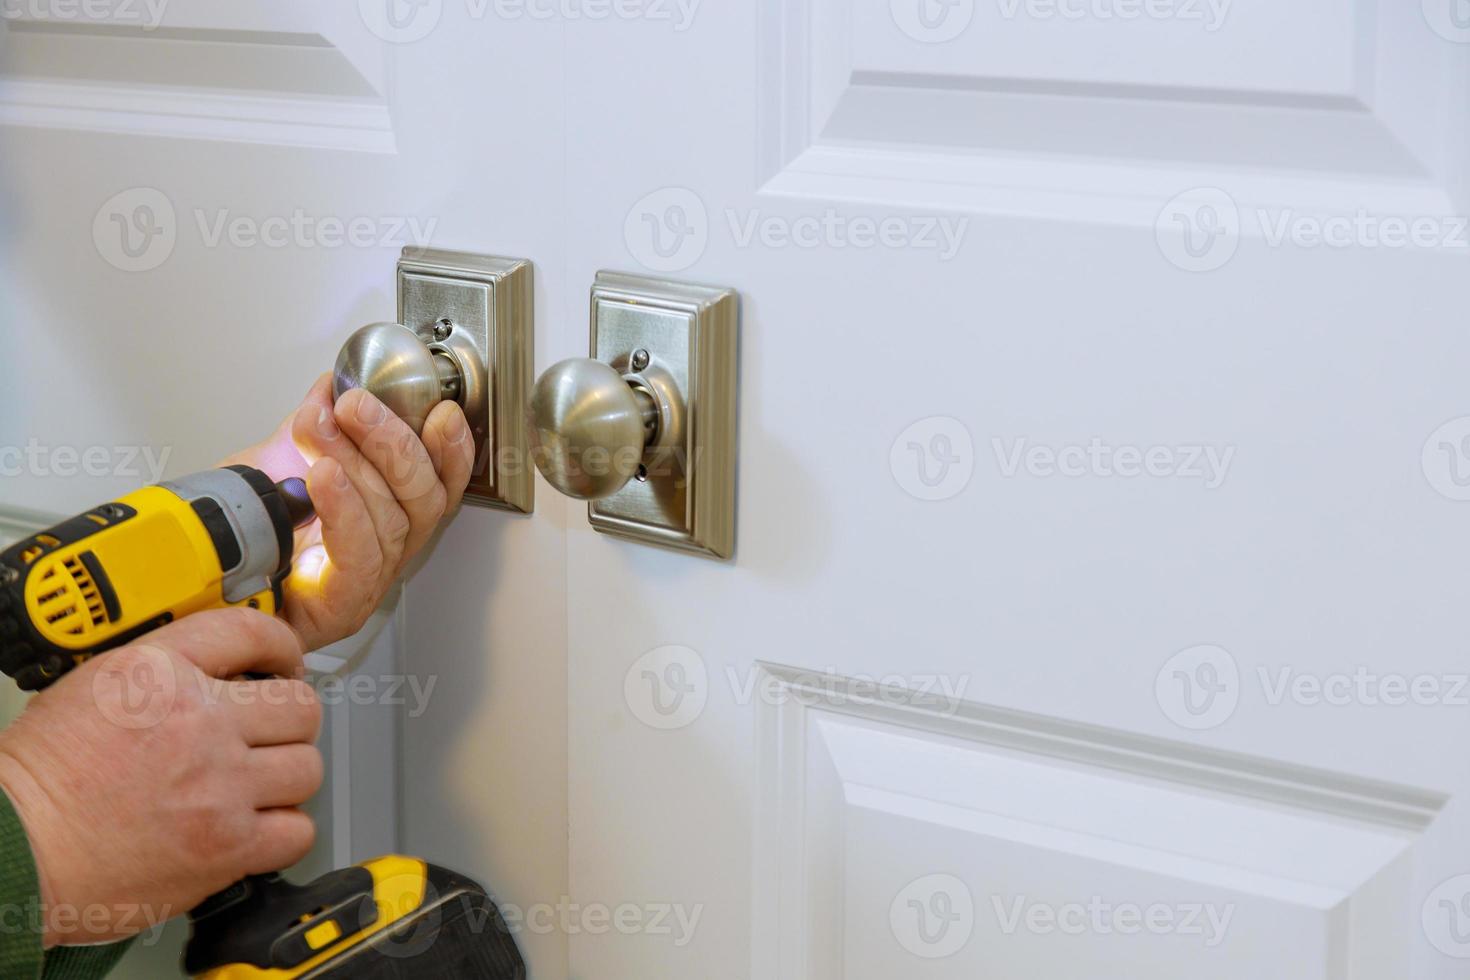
left=186, top=856, right=526, bottom=979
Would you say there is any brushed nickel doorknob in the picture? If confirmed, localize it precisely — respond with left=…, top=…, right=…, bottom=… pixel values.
left=333, top=322, right=465, bottom=435
left=527, top=358, right=665, bottom=500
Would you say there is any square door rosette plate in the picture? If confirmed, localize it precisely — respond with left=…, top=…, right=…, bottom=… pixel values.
left=397, top=248, right=534, bottom=514
left=585, top=272, right=738, bottom=560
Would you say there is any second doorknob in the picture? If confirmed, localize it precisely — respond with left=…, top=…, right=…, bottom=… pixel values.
left=527, top=358, right=663, bottom=499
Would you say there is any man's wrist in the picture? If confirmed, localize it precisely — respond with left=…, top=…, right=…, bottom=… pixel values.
left=0, top=747, right=64, bottom=947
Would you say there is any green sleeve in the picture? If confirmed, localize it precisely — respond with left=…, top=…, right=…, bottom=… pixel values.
left=0, top=789, right=135, bottom=980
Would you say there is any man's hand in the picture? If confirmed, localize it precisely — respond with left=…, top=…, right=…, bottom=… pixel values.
left=0, top=609, right=322, bottom=946
left=223, top=373, right=475, bottom=652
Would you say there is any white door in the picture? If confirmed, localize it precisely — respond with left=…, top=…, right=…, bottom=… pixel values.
left=4, top=1, right=1470, bottom=979
left=0, top=4, right=570, bottom=976
left=561, top=2, right=1470, bottom=978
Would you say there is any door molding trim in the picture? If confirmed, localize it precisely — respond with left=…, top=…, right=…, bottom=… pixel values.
left=0, top=21, right=395, bottom=153
left=0, top=78, right=396, bottom=155
left=752, top=661, right=1444, bottom=978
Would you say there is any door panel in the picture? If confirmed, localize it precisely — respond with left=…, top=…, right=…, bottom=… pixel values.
left=0, top=3, right=568, bottom=976
left=4, top=1, right=1469, bottom=978
left=566, top=2, right=1470, bottom=978
left=754, top=665, right=1435, bottom=978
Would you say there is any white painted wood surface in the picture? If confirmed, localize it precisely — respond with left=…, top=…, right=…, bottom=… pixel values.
left=565, top=2, right=1470, bottom=977
left=2, top=1, right=1469, bottom=977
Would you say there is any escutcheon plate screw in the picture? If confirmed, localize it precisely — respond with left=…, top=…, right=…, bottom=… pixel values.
left=433, top=318, right=453, bottom=341
left=631, top=349, right=651, bottom=371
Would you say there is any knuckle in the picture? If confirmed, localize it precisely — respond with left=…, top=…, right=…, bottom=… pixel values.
left=280, top=813, right=317, bottom=859
left=358, top=549, right=387, bottom=582
left=241, top=609, right=303, bottom=660
left=382, top=508, right=412, bottom=552
left=167, top=680, right=209, bottom=724
left=216, top=607, right=274, bottom=647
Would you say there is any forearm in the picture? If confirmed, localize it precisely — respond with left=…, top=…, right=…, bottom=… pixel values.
left=0, top=788, right=133, bottom=979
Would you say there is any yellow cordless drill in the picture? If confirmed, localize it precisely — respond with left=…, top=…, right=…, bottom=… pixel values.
left=0, top=466, right=525, bottom=979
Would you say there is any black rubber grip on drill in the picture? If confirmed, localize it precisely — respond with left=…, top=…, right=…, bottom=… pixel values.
left=185, top=870, right=375, bottom=974
left=0, top=502, right=143, bottom=691
left=191, top=497, right=244, bottom=573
